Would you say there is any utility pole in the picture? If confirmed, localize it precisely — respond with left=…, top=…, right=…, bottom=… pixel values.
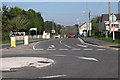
left=52, top=19, right=54, bottom=30
left=52, top=19, right=55, bottom=38
left=108, top=0, right=111, bottom=37
left=88, top=10, right=91, bottom=37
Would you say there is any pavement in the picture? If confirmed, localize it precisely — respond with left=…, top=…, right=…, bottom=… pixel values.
left=0, top=39, right=48, bottom=49
left=80, top=37, right=120, bottom=50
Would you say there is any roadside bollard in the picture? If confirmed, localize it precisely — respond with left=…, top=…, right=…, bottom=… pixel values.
left=24, top=36, right=29, bottom=45
left=11, top=37, right=16, bottom=47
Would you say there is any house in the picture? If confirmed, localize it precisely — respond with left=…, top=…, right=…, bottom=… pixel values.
left=99, top=14, right=120, bottom=38
left=42, top=31, right=50, bottom=39
left=78, top=22, right=92, bottom=37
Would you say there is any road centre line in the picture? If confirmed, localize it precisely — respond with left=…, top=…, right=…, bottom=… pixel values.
left=96, top=49, right=105, bottom=50
left=40, top=74, right=67, bottom=78
left=54, top=55, right=67, bottom=57
left=78, top=56, right=98, bottom=61
left=59, top=39, right=72, bottom=48
left=84, top=49, right=93, bottom=50
left=47, top=49, right=56, bottom=51
left=72, top=49, right=81, bottom=50
left=59, top=49, right=68, bottom=50
left=34, top=49, right=44, bottom=50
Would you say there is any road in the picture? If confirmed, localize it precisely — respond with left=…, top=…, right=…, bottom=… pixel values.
left=2, top=38, right=118, bottom=79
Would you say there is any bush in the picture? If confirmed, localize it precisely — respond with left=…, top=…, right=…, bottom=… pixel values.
left=2, top=32, right=10, bottom=44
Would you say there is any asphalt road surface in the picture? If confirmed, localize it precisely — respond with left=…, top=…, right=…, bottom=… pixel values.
left=2, top=38, right=118, bottom=79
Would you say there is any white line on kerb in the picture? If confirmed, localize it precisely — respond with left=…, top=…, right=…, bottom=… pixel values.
left=84, top=49, right=93, bottom=50
left=40, top=75, right=67, bottom=78
left=78, top=57, right=98, bottom=61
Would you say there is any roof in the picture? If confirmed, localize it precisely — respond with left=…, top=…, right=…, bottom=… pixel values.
left=100, top=14, right=120, bottom=22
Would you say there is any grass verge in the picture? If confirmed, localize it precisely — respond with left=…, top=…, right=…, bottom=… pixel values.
left=92, top=36, right=120, bottom=44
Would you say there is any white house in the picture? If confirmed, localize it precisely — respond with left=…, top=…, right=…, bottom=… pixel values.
left=79, top=22, right=92, bottom=36
left=42, top=31, right=50, bottom=39
left=99, top=14, right=120, bottom=32
left=99, top=14, right=120, bottom=38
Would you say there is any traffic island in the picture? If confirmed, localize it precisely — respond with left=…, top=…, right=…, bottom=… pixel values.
left=0, top=57, right=54, bottom=72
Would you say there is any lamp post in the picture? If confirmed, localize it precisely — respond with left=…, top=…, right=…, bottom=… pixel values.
left=76, top=19, right=80, bottom=35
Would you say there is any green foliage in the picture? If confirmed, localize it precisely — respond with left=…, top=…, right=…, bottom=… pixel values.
left=61, top=26, right=77, bottom=35
left=92, top=36, right=120, bottom=44
left=44, top=21, right=62, bottom=34
left=2, top=5, right=45, bottom=43
left=91, top=16, right=99, bottom=36
left=27, top=9, right=44, bottom=34
left=8, top=15, right=30, bottom=32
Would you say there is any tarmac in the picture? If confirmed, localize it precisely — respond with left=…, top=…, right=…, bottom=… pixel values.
left=0, top=39, right=54, bottom=72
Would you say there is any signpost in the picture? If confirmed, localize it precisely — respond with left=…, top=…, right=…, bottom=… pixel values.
left=109, top=14, right=117, bottom=41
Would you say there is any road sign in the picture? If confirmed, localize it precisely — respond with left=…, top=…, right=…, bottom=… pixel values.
left=109, top=14, right=117, bottom=22
left=51, top=30, right=55, bottom=33
left=109, top=14, right=117, bottom=41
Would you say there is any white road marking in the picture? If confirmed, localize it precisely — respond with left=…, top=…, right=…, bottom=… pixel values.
left=72, top=49, right=81, bottom=50
left=78, top=56, right=98, bottom=61
left=47, top=49, right=56, bottom=51
left=51, top=45, right=55, bottom=48
left=84, top=49, right=93, bottom=50
left=48, top=44, right=55, bottom=49
left=60, top=40, right=62, bottom=44
left=48, top=46, right=52, bottom=48
left=78, top=38, right=85, bottom=44
left=40, top=75, right=67, bottom=78
left=59, top=49, right=68, bottom=51
left=33, top=41, right=48, bottom=50
left=54, top=55, right=67, bottom=57
left=34, top=49, right=44, bottom=51
left=96, top=49, right=105, bottom=51
left=77, top=44, right=87, bottom=48
left=64, top=44, right=72, bottom=48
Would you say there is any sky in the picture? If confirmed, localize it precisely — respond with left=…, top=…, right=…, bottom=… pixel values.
left=2, top=2, right=119, bottom=26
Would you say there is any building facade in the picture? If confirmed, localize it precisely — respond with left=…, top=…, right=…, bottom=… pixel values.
left=78, top=22, right=92, bottom=36
left=99, top=14, right=120, bottom=38
left=99, top=14, right=120, bottom=32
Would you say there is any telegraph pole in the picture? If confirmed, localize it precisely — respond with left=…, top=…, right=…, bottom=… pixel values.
left=88, top=10, right=91, bottom=37
left=52, top=19, right=54, bottom=30
left=108, top=0, right=111, bottom=37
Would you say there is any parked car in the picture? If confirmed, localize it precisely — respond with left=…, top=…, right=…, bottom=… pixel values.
left=55, top=35, right=60, bottom=39
left=69, top=34, right=75, bottom=38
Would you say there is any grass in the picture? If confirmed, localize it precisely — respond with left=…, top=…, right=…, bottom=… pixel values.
left=92, top=36, right=120, bottom=44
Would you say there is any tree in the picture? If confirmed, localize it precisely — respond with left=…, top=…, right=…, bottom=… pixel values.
left=27, top=9, right=44, bottom=34
left=91, top=16, right=99, bottom=36
left=8, top=15, right=30, bottom=32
